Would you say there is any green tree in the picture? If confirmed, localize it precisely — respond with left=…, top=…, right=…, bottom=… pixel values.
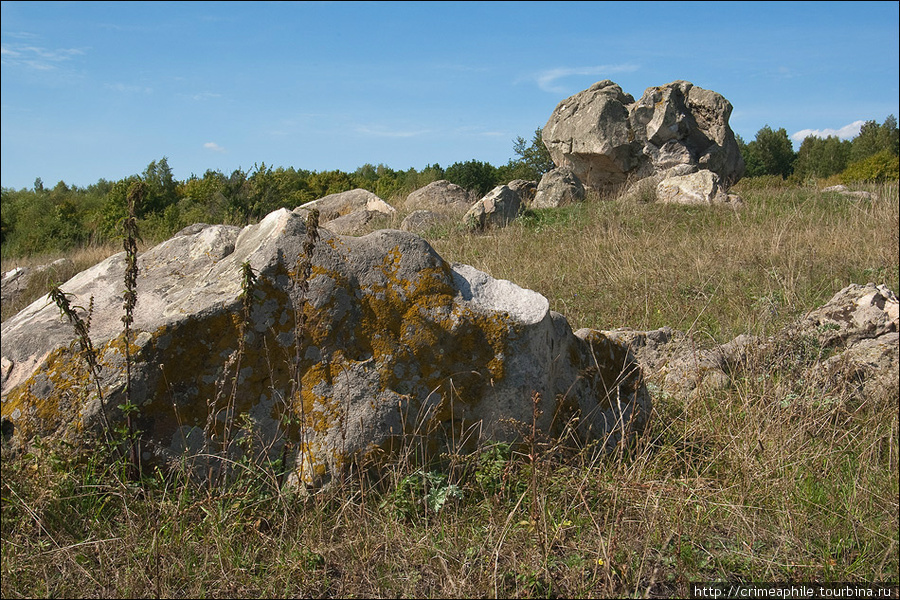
left=509, top=127, right=555, bottom=180
left=841, top=149, right=900, bottom=183
left=851, top=116, right=899, bottom=162
left=793, top=135, right=851, bottom=180
left=305, top=169, right=353, bottom=201
left=140, top=157, right=178, bottom=215
left=444, top=160, right=499, bottom=196
left=741, top=126, right=796, bottom=178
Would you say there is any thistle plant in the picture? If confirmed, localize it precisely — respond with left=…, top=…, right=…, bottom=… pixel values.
left=48, top=288, right=111, bottom=437
left=120, top=181, right=144, bottom=480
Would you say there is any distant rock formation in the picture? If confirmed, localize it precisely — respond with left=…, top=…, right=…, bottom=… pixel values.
left=542, top=80, right=745, bottom=201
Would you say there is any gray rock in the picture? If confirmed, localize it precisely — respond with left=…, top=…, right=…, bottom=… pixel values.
left=1, top=208, right=651, bottom=488
left=542, top=80, right=744, bottom=195
left=405, top=180, right=473, bottom=214
left=822, top=185, right=878, bottom=202
left=533, top=167, right=585, bottom=208
left=463, top=185, right=523, bottom=230
left=322, top=209, right=386, bottom=236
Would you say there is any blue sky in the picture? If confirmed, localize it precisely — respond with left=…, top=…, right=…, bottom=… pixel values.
left=2, top=1, right=898, bottom=191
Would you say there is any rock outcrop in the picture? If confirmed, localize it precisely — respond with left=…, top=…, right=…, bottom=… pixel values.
left=605, top=283, right=898, bottom=400
left=542, top=80, right=744, bottom=197
left=1, top=209, right=651, bottom=487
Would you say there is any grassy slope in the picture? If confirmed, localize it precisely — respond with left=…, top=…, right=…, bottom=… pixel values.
left=2, top=182, right=898, bottom=598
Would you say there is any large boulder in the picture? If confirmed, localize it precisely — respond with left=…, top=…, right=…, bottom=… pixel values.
left=1, top=209, right=651, bottom=487
left=463, top=185, right=523, bottom=230
left=405, top=180, right=473, bottom=215
left=542, top=80, right=744, bottom=195
left=655, top=170, right=742, bottom=206
left=533, top=167, right=586, bottom=208
left=300, top=188, right=396, bottom=224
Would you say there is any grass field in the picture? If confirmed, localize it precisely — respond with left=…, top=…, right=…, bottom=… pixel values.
left=2, top=181, right=898, bottom=598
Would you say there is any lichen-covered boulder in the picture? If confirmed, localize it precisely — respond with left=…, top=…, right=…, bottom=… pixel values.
left=1, top=208, right=651, bottom=487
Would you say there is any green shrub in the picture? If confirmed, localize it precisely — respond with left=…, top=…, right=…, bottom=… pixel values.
left=841, top=150, right=900, bottom=183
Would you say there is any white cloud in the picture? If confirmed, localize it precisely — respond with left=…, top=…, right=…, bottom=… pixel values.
left=791, top=120, right=865, bottom=143
left=0, top=42, right=84, bottom=70
left=204, top=142, right=226, bottom=153
left=106, top=82, right=152, bottom=94
left=355, top=124, right=431, bottom=138
left=186, top=92, right=222, bottom=101
left=533, top=64, right=639, bottom=94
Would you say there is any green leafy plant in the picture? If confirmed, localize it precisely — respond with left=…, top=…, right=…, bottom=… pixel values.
left=380, top=469, right=463, bottom=519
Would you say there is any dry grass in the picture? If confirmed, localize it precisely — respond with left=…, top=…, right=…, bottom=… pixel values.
left=2, top=181, right=898, bottom=598
left=1, top=242, right=136, bottom=322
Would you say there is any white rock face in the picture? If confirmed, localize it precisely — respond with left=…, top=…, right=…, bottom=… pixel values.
left=656, top=170, right=742, bottom=206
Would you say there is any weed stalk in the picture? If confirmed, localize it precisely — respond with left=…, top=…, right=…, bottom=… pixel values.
left=48, top=289, right=111, bottom=439
left=289, top=208, right=320, bottom=486
left=119, top=181, right=144, bottom=481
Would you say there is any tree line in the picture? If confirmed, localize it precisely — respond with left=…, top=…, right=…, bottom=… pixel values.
left=737, top=115, right=899, bottom=182
left=0, top=129, right=551, bottom=258
left=2, top=119, right=897, bottom=260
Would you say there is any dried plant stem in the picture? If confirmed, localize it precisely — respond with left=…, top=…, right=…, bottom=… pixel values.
left=48, top=288, right=111, bottom=438
left=289, top=209, right=320, bottom=485
left=121, top=182, right=144, bottom=480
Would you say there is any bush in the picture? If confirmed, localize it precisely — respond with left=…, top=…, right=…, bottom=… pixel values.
left=841, top=150, right=900, bottom=183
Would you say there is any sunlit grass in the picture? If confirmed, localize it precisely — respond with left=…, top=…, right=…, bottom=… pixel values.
left=2, top=180, right=898, bottom=597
